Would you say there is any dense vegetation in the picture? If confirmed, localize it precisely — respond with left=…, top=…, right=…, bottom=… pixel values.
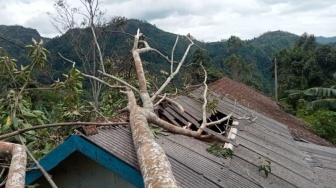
left=274, top=33, right=336, bottom=144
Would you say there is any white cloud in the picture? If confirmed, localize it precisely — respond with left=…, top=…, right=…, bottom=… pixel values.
left=0, top=0, right=336, bottom=41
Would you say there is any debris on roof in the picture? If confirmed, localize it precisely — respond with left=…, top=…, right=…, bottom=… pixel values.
left=81, top=87, right=326, bottom=187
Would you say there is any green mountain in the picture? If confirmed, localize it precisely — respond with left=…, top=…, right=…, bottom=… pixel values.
left=316, top=36, right=336, bottom=44
left=0, top=19, right=330, bottom=93
left=0, top=25, right=50, bottom=63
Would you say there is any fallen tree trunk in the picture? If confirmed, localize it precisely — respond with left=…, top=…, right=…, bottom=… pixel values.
left=127, top=90, right=178, bottom=187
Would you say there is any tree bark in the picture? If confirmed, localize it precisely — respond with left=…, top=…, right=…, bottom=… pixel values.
left=0, top=142, right=26, bottom=188
left=127, top=90, right=178, bottom=188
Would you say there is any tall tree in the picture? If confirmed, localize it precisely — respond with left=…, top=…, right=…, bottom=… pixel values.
left=227, top=35, right=244, bottom=55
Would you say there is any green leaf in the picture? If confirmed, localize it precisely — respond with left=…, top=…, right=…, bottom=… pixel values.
left=22, top=110, right=38, bottom=118
left=12, top=117, right=19, bottom=128
left=32, top=38, right=37, bottom=45
left=19, top=135, right=26, bottom=144
left=206, top=143, right=233, bottom=158
left=304, top=87, right=336, bottom=97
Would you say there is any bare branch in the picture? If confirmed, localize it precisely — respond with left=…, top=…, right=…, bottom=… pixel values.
left=98, top=70, right=139, bottom=94
left=0, top=122, right=127, bottom=140
left=137, top=41, right=172, bottom=64
left=154, top=93, right=167, bottom=107
left=151, top=37, right=194, bottom=101
left=146, top=112, right=237, bottom=145
left=58, top=52, right=76, bottom=67
left=146, top=112, right=200, bottom=138
left=132, top=29, right=153, bottom=109
left=200, top=62, right=208, bottom=127
left=20, top=139, right=58, bottom=188
left=81, top=73, right=126, bottom=89
left=171, top=36, right=179, bottom=74
left=197, top=63, right=234, bottom=134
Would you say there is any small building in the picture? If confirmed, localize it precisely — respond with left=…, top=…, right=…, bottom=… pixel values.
left=26, top=77, right=336, bottom=188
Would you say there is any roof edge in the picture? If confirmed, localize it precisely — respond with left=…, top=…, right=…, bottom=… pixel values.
left=25, top=135, right=144, bottom=187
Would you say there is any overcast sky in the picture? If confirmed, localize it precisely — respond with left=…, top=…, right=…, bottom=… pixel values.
left=1, top=0, right=335, bottom=41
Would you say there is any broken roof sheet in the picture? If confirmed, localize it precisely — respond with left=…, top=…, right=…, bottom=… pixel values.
left=208, top=77, right=331, bottom=146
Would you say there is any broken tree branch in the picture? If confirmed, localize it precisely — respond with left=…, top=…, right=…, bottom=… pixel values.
left=150, top=37, right=194, bottom=102
left=154, top=93, right=167, bottom=107
left=81, top=73, right=126, bottom=89
left=171, top=36, right=179, bottom=74
left=126, top=89, right=178, bottom=187
left=19, top=139, right=58, bottom=188
left=98, top=70, right=139, bottom=93
left=132, top=29, right=153, bottom=109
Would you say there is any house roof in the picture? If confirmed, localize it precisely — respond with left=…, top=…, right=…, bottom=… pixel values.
left=83, top=126, right=231, bottom=188
left=157, top=87, right=323, bottom=188
left=208, top=77, right=331, bottom=146
left=296, top=141, right=336, bottom=188
left=25, top=134, right=143, bottom=187
left=27, top=81, right=336, bottom=188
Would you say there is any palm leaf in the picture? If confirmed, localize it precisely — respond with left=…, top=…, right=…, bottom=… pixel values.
left=286, top=89, right=303, bottom=97
left=308, top=99, right=336, bottom=110
left=304, top=87, right=336, bottom=97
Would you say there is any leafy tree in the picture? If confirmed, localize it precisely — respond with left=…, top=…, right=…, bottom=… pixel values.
left=227, top=35, right=244, bottom=54
left=274, top=33, right=336, bottom=98
left=186, top=49, right=223, bottom=84
left=223, top=54, right=262, bottom=89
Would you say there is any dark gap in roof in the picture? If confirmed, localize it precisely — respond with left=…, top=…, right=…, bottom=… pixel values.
left=198, top=111, right=232, bottom=136
left=157, top=101, right=233, bottom=137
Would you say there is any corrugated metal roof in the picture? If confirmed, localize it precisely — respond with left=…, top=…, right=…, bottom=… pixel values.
left=80, top=85, right=334, bottom=188
left=82, top=126, right=229, bottom=188
left=296, top=141, right=336, bottom=188
left=156, top=88, right=323, bottom=187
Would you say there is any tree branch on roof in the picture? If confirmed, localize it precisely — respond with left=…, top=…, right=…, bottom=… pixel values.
left=0, top=122, right=127, bottom=141
left=150, top=36, right=194, bottom=102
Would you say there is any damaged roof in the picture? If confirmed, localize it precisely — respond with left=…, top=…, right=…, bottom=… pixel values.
left=28, top=78, right=335, bottom=188
left=80, top=86, right=332, bottom=188
left=208, top=77, right=331, bottom=146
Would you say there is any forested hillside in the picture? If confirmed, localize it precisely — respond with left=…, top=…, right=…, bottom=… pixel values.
left=1, top=19, right=335, bottom=93
left=0, top=25, right=47, bottom=63
left=273, top=33, right=336, bottom=144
